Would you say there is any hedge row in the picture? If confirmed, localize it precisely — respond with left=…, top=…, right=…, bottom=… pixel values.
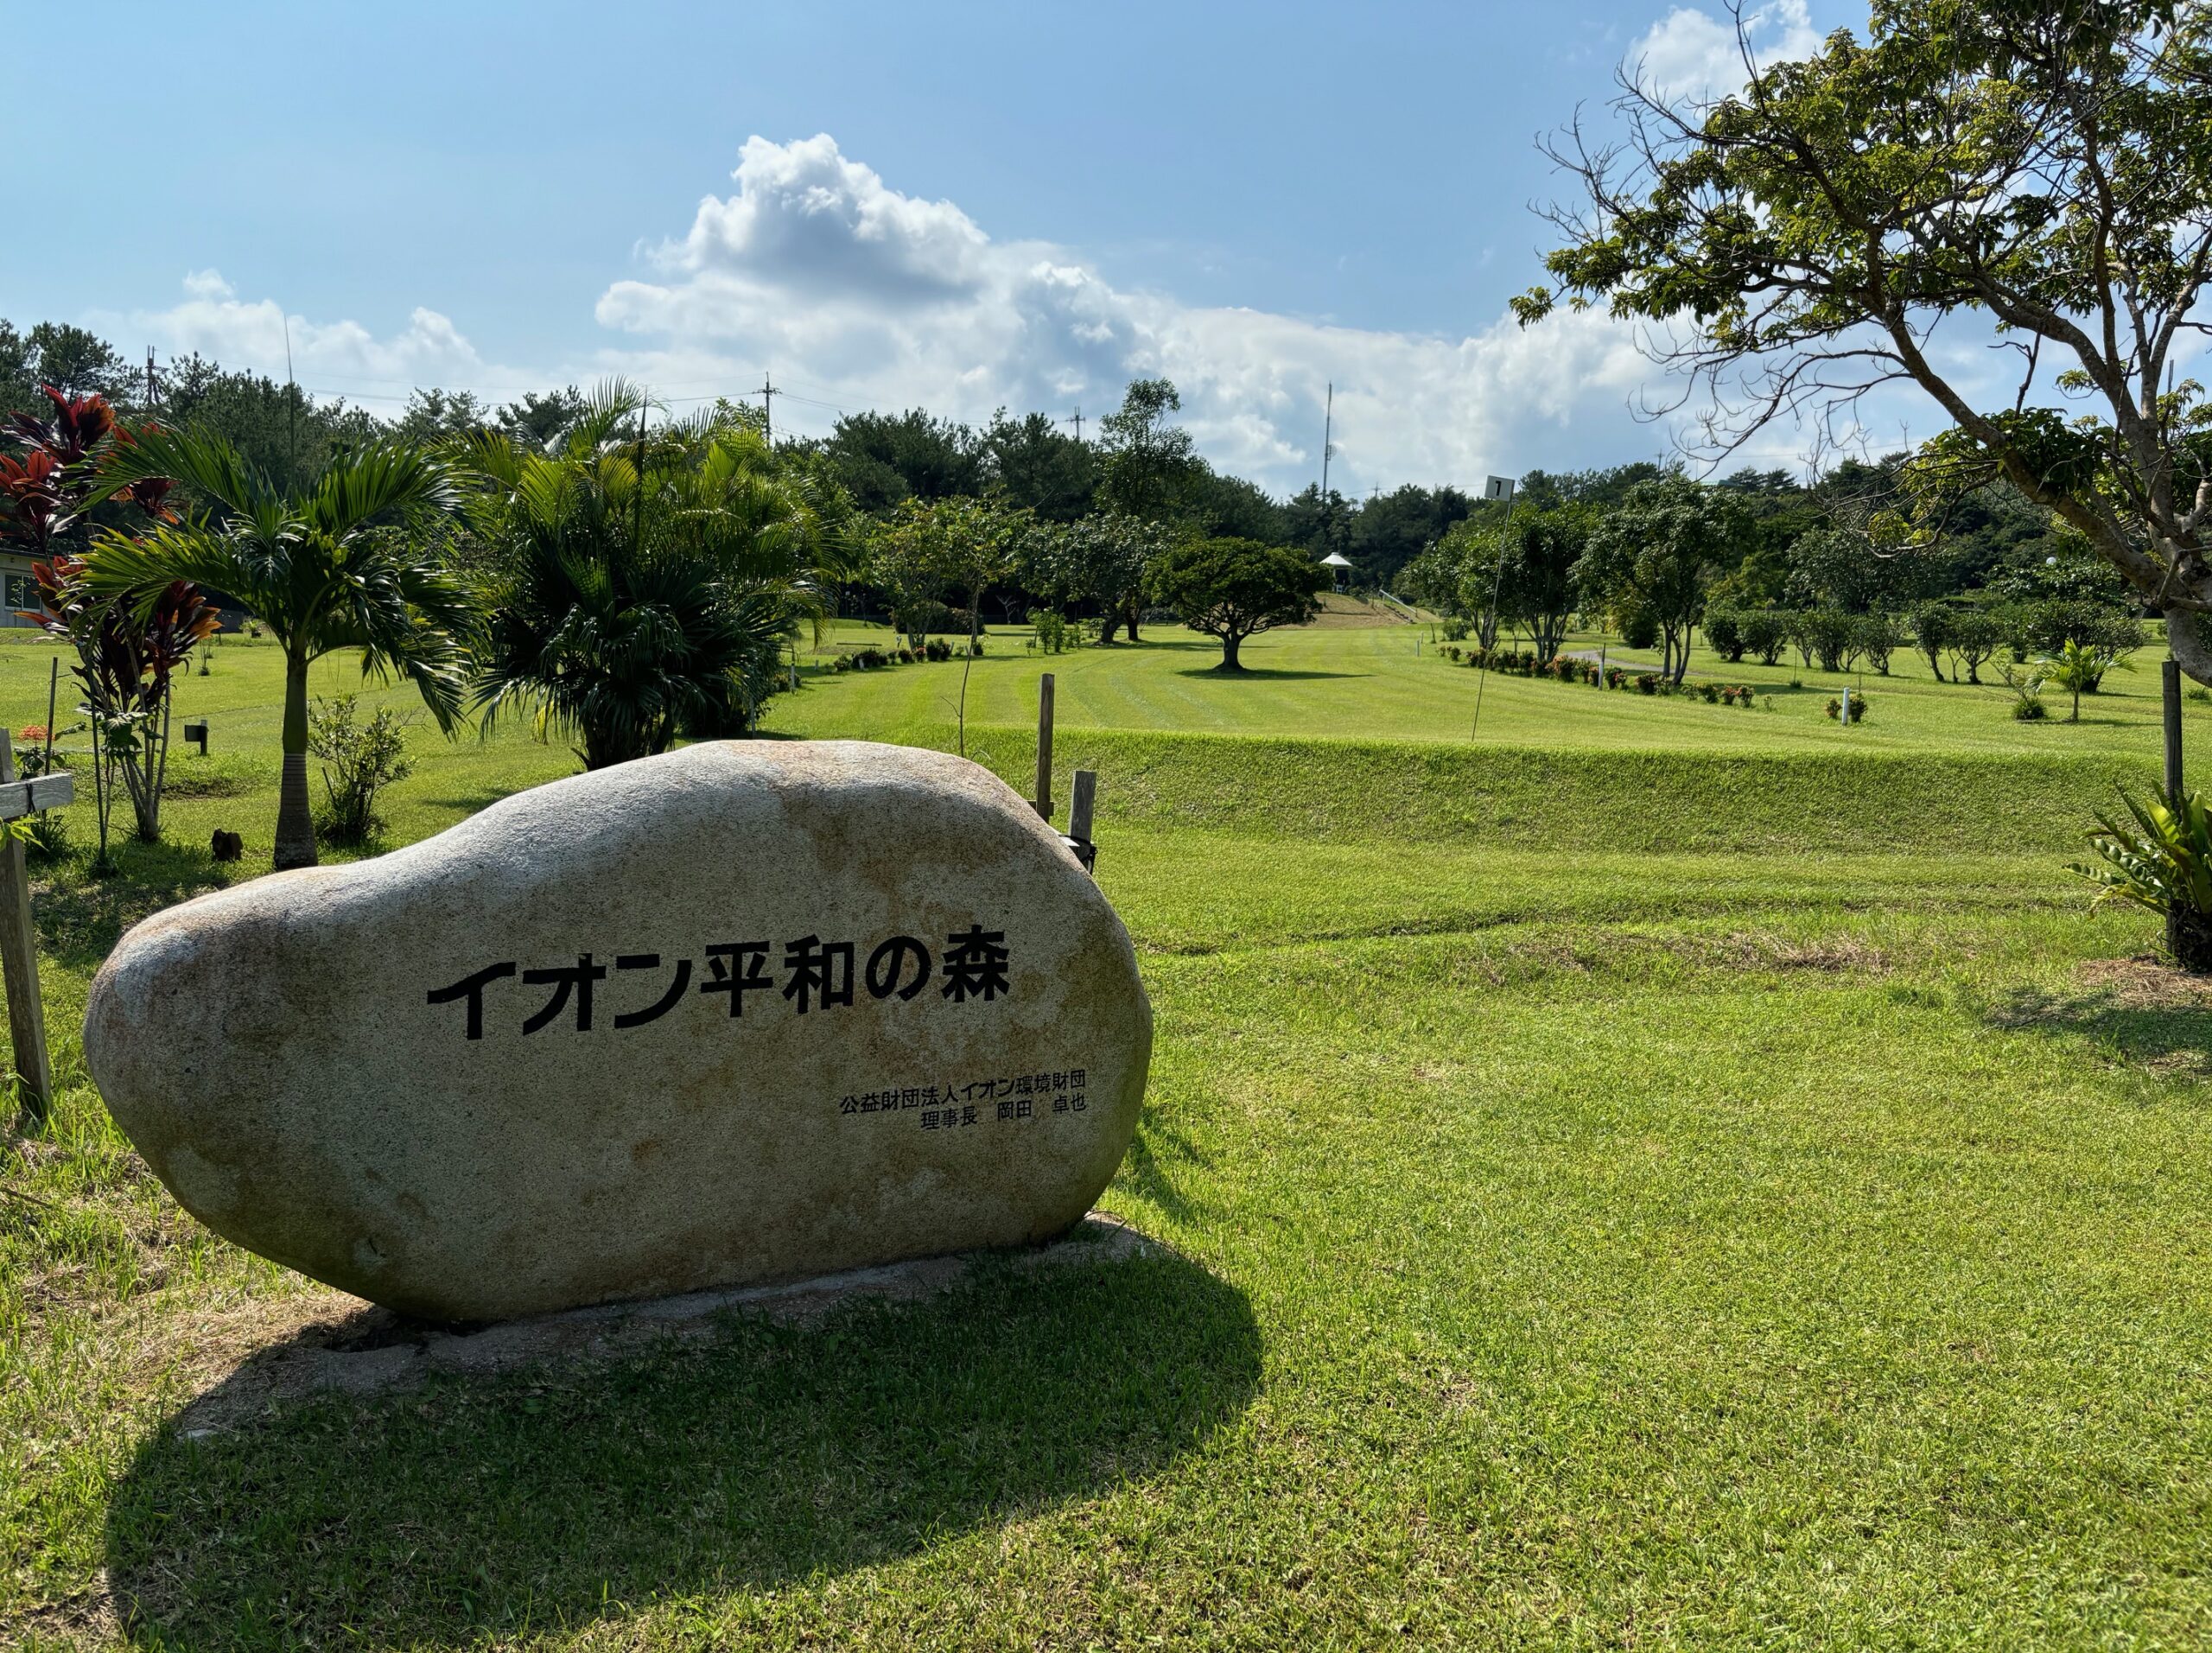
left=1440, top=646, right=1758, bottom=706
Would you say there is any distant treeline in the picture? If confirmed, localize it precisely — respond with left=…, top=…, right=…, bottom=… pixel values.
left=2, top=313, right=2093, bottom=614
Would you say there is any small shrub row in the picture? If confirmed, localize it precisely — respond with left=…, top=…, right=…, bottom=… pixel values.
left=1824, top=693, right=1872, bottom=723
left=1446, top=647, right=1755, bottom=706
left=831, top=639, right=977, bottom=672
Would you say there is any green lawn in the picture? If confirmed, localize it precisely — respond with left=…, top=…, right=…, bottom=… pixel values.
left=775, top=611, right=2209, bottom=760
left=8, top=621, right=2212, bottom=1646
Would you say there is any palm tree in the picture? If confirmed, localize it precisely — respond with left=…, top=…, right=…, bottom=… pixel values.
left=83, top=430, right=472, bottom=868
left=459, top=384, right=847, bottom=766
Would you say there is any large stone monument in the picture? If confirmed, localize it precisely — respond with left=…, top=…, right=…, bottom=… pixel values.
left=85, top=742, right=1152, bottom=1322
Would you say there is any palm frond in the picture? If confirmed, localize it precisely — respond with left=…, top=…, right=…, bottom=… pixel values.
left=92, top=425, right=284, bottom=521
left=80, top=520, right=275, bottom=614
left=566, top=378, right=653, bottom=455
left=304, top=442, right=458, bottom=536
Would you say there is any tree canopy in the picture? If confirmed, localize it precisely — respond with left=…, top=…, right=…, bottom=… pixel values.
left=1519, top=0, right=2212, bottom=678
left=1147, top=537, right=1327, bottom=671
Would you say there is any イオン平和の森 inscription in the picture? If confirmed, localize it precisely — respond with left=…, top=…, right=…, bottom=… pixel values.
left=425, top=924, right=1012, bottom=1040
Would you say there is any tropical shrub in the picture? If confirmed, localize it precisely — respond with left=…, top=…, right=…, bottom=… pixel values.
left=2040, top=635, right=2132, bottom=721
left=1907, top=600, right=1954, bottom=679
left=1739, top=607, right=1790, bottom=666
left=1854, top=612, right=1901, bottom=676
left=458, top=385, right=847, bottom=773
left=1702, top=606, right=1747, bottom=663
left=1028, top=608, right=1071, bottom=653
left=2075, top=789, right=2212, bottom=971
left=1796, top=608, right=1857, bottom=672
left=308, top=694, right=413, bottom=846
left=2000, top=661, right=2048, bottom=719
left=1825, top=692, right=1870, bottom=722
left=1948, top=606, right=2006, bottom=683
left=31, top=556, right=218, bottom=857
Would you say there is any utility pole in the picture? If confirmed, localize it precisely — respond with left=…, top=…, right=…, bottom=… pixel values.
left=143, top=346, right=159, bottom=412
left=283, top=315, right=298, bottom=490
left=1319, top=382, right=1333, bottom=502
left=755, top=372, right=777, bottom=442
left=1068, top=404, right=1083, bottom=442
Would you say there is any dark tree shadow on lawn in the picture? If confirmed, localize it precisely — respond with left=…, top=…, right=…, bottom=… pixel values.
left=1981, top=959, right=2212, bottom=1077
left=1097, top=636, right=1213, bottom=653
left=105, top=1249, right=1260, bottom=1648
left=1173, top=666, right=1366, bottom=682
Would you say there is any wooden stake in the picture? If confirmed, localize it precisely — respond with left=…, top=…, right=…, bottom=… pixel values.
left=1070, top=768, right=1097, bottom=843
left=2166, top=657, right=2185, bottom=960
left=0, top=731, right=54, bottom=1131
left=2164, top=658, right=2184, bottom=806
left=1034, top=672, right=1055, bottom=820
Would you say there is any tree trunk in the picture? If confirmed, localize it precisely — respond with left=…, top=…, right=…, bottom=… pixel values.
left=2156, top=605, right=2212, bottom=695
left=274, top=651, right=318, bottom=870
left=126, top=696, right=168, bottom=843
left=2173, top=906, right=2212, bottom=975
left=1218, top=633, right=1243, bottom=671
left=1125, top=600, right=1142, bottom=643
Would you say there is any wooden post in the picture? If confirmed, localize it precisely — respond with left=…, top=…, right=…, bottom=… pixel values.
left=1069, top=768, right=1096, bottom=843
left=2164, top=658, right=2184, bottom=806
left=1033, top=672, right=1055, bottom=821
left=42, top=657, right=55, bottom=772
left=0, top=731, right=54, bottom=1131
left=2166, top=657, right=2185, bottom=959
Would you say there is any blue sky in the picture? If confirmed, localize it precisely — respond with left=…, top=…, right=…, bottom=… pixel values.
left=3, top=0, right=1869, bottom=495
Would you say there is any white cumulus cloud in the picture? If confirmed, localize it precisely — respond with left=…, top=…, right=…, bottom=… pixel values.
left=91, top=271, right=524, bottom=406
left=89, top=129, right=1907, bottom=491
left=594, top=134, right=1711, bottom=493
left=1628, top=0, right=1824, bottom=105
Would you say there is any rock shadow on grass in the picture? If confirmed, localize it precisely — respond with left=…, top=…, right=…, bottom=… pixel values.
left=104, top=1246, right=1260, bottom=1648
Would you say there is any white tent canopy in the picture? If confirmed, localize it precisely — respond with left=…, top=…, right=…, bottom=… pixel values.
left=1319, top=552, right=1353, bottom=568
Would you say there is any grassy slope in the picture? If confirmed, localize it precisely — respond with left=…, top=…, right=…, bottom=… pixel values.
left=6, top=625, right=2212, bottom=1647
